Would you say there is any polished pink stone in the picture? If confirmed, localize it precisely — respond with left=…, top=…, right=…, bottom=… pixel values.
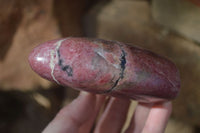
left=28, top=37, right=180, bottom=103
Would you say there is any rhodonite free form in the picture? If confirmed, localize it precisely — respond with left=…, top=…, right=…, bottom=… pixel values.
left=28, top=37, right=180, bottom=103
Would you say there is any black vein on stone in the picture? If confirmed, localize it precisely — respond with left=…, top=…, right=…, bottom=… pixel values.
left=103, top=48, right=126, bottom=93
left=57, top=49, right=73, bottom=77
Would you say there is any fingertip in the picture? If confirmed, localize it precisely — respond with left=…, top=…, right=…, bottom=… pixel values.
left=94, top=97, right=131, bottom=133
left=141, top=101, right=172, bottom=133
left=79, top=91, right=92, bottom=96
left=152, top=101, right=172, bottom=115
left=153, top=101, right=172, bottom=108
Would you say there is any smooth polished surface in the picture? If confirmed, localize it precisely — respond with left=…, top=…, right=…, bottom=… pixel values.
left=28, top=37, right=180, bottom=103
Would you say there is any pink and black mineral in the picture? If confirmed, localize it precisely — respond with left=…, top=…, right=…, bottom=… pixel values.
left=28, top=37, right=180, bottom=103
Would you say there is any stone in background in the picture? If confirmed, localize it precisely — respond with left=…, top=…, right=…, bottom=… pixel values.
left=0, top=0, right=89, bottom=91
left=53, top=0, right=90, bottom=37
left=84, top=0, right=200, bottom=131
left=152, top=0, right=200, bottom=44
left=0, top=0, right=59, bottom=90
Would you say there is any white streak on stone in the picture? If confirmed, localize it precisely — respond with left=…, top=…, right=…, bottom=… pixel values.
left=50, top=38, right=68, bottom=84
left=96, top=50, right=119, bottom=69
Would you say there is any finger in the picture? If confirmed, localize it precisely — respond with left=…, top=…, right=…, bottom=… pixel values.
left=94, top=97, right=131, bottom=133
left=125, top=102, right=152, bottom=133
left=42, top=92, right=96, bottom=133
left=142, top=101, right=172, bottom=133
left=79, top=94, right=106, bottom=133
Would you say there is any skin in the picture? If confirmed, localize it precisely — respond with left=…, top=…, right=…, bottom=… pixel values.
left=42, top=92, right=172, bottom=133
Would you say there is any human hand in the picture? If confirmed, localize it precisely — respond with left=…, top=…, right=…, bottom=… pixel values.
left=43, top=92, right=172, bottom=133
